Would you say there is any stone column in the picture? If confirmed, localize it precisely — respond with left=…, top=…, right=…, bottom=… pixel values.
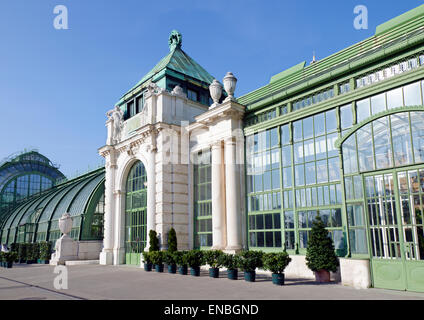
left=224, top=137, right=242, bottom=252
left=146, top=148, right=156, bottom=250
left=211, top=141, right=226, bottom=250
left=100, top=156, right=116, bottom=265
left=113, top=190, right=125, bottom=265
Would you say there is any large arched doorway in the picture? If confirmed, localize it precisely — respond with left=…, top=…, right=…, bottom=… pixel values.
left=124, top=161, right=148, bottom=265
left=340, top=108, right=424, bottom=292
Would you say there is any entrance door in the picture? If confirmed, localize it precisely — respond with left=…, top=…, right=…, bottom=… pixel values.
left=124, top=161, right=147, bottom=265
left=365, top=168, right=424, bottom=292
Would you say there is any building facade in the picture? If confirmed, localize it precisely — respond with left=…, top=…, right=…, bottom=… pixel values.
left=1, top=5, right=423, bottom=293
left=99, top=5, right=424, bottom=292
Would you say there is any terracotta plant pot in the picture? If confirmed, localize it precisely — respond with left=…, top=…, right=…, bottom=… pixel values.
left=314, top=269, right=331, bottom=283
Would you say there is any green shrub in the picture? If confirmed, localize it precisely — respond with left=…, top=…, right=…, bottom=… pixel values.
left=167, top=228, right=177, bottom=252
left=0, top=252, right=4, bottom=263
left=18, top=243, right=26, bottom=261
left=142, top=251, right=152, bottom=264
left=150, top=251, right=164, bottom=265
left=4, top=252, right=17, bottom=263
left=33, top=243, right=40, bottom=260
left=263, top=252, right=292, bottom=274
left=221, top=253, right=241, bottom=270
left=186, top=250, right=204, bottom=268
left=163, top=250, right=176, bottom=265
left=26, top=243, right=36, bottom=261
left=10, top=243, right=17, bottom=254
left=204, top=250, right=224, bottom=268
left=237, top=250, right=264, bottom=272
left=39, top=242, right=52, bottom=261
left=306, top=214, right=339, bottom=273
left=173, top=251, right=188, bottom=266
left=149, top=230, right=159, bottom=252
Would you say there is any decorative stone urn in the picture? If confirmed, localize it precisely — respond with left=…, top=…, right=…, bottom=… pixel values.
left=223, top=72, right=237, bottom=102
left=50, top=213, right=79, bottom=265
left=59, top=213, right=73, bottom=236
left=209, top=79, right=223, bottom=108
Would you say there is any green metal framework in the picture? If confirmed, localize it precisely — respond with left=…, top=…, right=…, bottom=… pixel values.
left=0, top=151, right=65, bottom=214
left=124, top=161, right=147, bottom=265
left=236, top=5, right=424, bottom=292
left=0, top=168, right=105, bottom=246
left=193, top=149, right=212, bottom=249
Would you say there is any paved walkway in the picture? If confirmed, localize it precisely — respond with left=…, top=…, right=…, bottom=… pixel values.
left=0, top=264, right=424, bottom=300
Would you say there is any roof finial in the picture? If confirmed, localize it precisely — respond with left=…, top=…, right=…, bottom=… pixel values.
left=169, top=30, right=182, bottom=51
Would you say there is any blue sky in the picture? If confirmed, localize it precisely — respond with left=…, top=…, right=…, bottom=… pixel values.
left=0, top=0, right=422, bottom=178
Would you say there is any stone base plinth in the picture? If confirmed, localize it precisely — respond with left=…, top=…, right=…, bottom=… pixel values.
left=50, top=235, right=78, bottom=266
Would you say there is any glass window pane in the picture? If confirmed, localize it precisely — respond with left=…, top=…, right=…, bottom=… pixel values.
left=391, top=113, right=413, bottom=166
left=315, top=135, right=327, bottom=160
left=316, top=160, right=328, bottom=184
left=281, top=125, right=290, bottom=145
left=314, top=113, right=325, bottom=136
left=387, top=87, right=403, bottom=109
left=326, top=110, right=337, bottom=133
left=294, top=120, right=303, bottom=142
left=283, top=167, right=292, bottom=188
left=282, top=145, right=292, bottom=166
left=294, top=142, right=304, bottom=164
left=303, top=117, right=314, bottom=140
left=404, top=82, right=421, bottom=106
left=357, top=98, right=370, bottom=123
left=371, top=93, right=386, bottom=115
left=373, top=117, right=393, bottom=170
left=305, top=162, right=316, bottom=185
left=340, top=104, right=353, bottom=130
left=295, top=164, right=305, bottom=186
left=411, top=112, right=424, bottom=163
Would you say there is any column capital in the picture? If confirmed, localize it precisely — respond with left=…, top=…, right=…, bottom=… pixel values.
left=224, top=136, right=237, bottom=145
left=114, top=190, right=124, bottom=196
left=211, top=140, right=222, bottom=150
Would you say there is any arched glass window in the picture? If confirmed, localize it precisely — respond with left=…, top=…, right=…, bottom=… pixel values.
left=125, top=161, right=147, bottom=265
left=342, top=111, right=424, bottom=174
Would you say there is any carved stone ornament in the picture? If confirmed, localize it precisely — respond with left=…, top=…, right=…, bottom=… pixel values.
left=106, top=105, right=124, bottom=144
left=172, top=85, right=186, bottom=98
left=59, top=213, right=73, bottom=236
left=209, top=79, right=223, bottom=108
left=223, top=72, right=237, bottom=102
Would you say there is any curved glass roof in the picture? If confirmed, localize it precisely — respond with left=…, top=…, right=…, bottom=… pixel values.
left=0, top=168, right=105, bottom=242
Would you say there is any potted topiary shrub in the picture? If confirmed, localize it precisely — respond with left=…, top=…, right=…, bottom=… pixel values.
left=33, top=242, right=40, bottom=263
left=142, top=251, right=152, bottom=271
left=10, top=243, right=18, bottom=262
left=263, top=252, right=292, bottom=286
left=167, top=228, right=177, bottom=252
left=4, top=252, right=17, bottom=269
left=173, top=251, right=188, bottom=275
left=149, top=230, right=160, bottom=252
left=204, top=250, right=224, bottom=278
left=18, top=243, right=26, bottom=264
left=26, top=243, right=35, bottom=264
left=39, top=242, right=52, bottom=264
left=164, top=251, right=177, bottom=274
left=237, top=250, right=264, bottom=282
left=150, top=251, right=164, bottom=272
left=221, top=253, right=241, bottom=280
left=186, top=250, right=204, bottom=277
left=306, top=214, right=339, bottom=283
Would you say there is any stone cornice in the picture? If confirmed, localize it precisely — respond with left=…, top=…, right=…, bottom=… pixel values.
left=188, top=100, right=245, bottom=131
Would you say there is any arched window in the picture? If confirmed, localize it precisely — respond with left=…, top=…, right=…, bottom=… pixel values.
left=124, top=161, right=147, bottom=265
left=342, top=111, right=424, bottom=174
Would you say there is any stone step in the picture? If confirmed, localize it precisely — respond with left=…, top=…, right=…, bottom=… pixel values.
left=65, top=260, right=99, bottom=266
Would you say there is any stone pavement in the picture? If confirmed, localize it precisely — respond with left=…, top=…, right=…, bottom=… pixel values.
left=0, top=263, right=423, bottom=300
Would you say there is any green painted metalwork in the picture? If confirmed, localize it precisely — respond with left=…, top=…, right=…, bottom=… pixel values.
left=193, top=149, right=212, bottom=249
left=0, top=168, right=105, bottom=245
left=238, top=8, right=424, bottom=110
left=125, top=161, right=147, bottom=265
